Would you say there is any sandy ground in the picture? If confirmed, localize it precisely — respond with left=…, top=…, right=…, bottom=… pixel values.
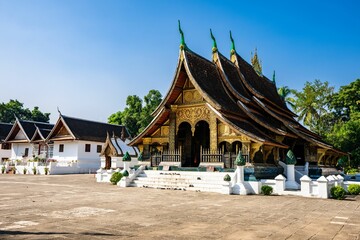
left=0, top=174, right=359, bottom=239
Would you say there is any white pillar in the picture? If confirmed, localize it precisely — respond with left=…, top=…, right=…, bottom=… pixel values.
left=317, top=176, right=329, bottom=199
left=304, top=162, right=309, bottom=175
left=285, top=164, right=299, bottom=190
left=300, top=175, right=312, bottom=197
left=233, top=166, right=248, bottom=195
left=275, top=174, right=286, bottom=194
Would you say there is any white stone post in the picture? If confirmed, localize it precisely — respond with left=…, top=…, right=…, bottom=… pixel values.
left=275, top=174, right=286, bottom=194
left=317, top=176, right=329, bottom=199
left=304, top=162, right=309, bottom=175
left=234, top=166, right=248, bottom=195
left=285, top=164, right=299, bottom=190
left=336, top=174, right=344, bottom=188
left=300, top=175, right=312, bottom=197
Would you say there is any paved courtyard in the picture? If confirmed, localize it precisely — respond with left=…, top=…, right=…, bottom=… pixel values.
left=0, top=174, right=359, bottom=239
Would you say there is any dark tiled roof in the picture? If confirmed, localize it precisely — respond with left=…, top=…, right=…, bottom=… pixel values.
left=0, top=123, right=12, bottom=141
left=20, top=120, right=54, bottom=139
left=62, top=116, right=129, bottom=142
left=218, top=53, right=252, bottom=100
left=235, top=53, right=292, bottom=113
left=184, top=50, right=239, bottom=113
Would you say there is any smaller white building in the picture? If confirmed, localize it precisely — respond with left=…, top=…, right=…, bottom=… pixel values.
left=46, top=114, right=132, bottom=173
left=0, top=123, right=12, bottom=162
left=4, top=118, right=54, bottom=163
left=100, top=133, right=139, bottom=169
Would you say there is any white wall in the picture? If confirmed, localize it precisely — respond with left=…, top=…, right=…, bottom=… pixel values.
left=0, top=144, right=11, bottom=160
left=10, top=143, right=33, bottom=161
left=52, top=140, right=102, bottom=169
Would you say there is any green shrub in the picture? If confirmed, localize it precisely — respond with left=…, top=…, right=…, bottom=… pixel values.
left=223, top=174, right=231, bottom=182
left=33, top=167, right=37, bottom=175
left=23, top=168, right=27, bottom=174
left=44, top=167, right=49, bottom=175
left=330, top=186, right=346, bottom=200
left=346, top=168, right=358, bottom=174
left=261, top=185, right=273, bottom=195
left=110, top=172, right=123, bottom=185
left=347, top=184, right=360, bottom=195
left=1, top=166, right=5, bottom=174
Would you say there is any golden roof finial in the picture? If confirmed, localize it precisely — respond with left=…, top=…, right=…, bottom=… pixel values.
left=251, top=48, right=262, bottom=76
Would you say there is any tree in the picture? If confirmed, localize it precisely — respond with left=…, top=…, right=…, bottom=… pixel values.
left=277, top=86, right=296, bottom=109
left=292, top=80, right=334, bottom=137
left=330, top=79, right=360, bottom=121
left=0, top=99, right=50, bottom=123
left=326, top=79, right=360, bottom=167
left=108, top=90, right=162, bottom=137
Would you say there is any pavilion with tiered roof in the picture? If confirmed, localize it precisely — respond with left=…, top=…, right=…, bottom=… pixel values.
left=129, top=22, right=345, bottom=169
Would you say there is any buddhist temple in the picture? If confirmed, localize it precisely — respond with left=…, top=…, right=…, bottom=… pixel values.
left=128, top=23, right=345, bottom=171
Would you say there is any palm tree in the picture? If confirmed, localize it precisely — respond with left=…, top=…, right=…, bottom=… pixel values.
left=277, top=86, right=295, bottom=109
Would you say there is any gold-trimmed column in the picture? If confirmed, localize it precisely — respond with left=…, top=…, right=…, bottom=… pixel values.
left=169, top=107, right=177, bottom=151
left=209, top=114, right=217, bottom=151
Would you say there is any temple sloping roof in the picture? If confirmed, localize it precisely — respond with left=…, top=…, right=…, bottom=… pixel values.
left=5, top=119, right=53, bottom=143
left=233, top=53, right=296, bottom=117
left=100, top=133, right=139, bottom=157
left=0, top=123, right=12, bottom=142
left=46, top=115, right=130, bottom=143
left=30, top=125, right=53, bottom=142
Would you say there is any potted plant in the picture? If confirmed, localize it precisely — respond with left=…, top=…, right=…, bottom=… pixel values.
left=1, top=165, right=6, bottom=174
left=33, top=167, right=37, bottom=175
left=23, top=168, right=27, bottom=174
left=44, top=167, right=49, bottom=175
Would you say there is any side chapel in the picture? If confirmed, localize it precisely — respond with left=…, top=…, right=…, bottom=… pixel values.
left=128, top=23, right=345, bottom=169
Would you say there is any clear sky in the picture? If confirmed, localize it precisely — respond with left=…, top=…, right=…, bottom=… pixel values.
left=0, top=0, right=359, bottom=123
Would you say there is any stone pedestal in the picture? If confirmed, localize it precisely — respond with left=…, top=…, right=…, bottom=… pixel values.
left=233, top=166, right=248, bottom=195
left=275, top=174, right=286, bottom=194
left=285, top=164, right=299, bottom=190
left=300, top=175, right=312, bottom=197
left=317, top=176, right=328, bottom=199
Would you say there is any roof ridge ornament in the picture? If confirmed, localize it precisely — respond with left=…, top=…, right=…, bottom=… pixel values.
left=251, top=48, right=263, bottom=76
left=210, top=29, right=218, bottom=53
left=178, top=20, right=186, bottom=50
left=272, top=70, right=276, bottom=85
left=230, top=31, right=236, bottom=55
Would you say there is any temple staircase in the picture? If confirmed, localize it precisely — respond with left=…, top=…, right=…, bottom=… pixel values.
left=129, top=170, right=231, bottom=194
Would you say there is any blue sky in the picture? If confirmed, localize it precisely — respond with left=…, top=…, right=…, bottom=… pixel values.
left=0, top=0, right=359, bottom=123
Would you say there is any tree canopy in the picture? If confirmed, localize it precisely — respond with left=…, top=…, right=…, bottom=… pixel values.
left=0, top=99, right=50, bottom=123
left=282, top=79, right=360, bottom=167
left=108, top=90, right=162, bottom=137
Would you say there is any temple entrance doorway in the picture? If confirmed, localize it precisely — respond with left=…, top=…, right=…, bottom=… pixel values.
left=105, top=156, right=111, bottom=169
left=176, top=121, right=210, bottom=167
left=193, top=121, right=210, bottom=167
left=177, top=122, right=193, bottom=167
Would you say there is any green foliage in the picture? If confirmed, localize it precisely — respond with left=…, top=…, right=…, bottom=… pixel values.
left=330, top=186, right=346, bottom=200
left=1, top=166, right=5, bottom=174
left=347, top=184, right=360, bottom=195
left=108, top=90, right=162, bottom=137
left=223, top=174, right=231, bottom=181
left=110, top=172, right=123, bottom=185
left=23, top=168, right=27, bottom=174
left=331, top=79, right=360, bottom=121
left=292, top=80, right=334, bottom=137
left=33, top=167, right=37, bottom=175
left=277, top=86, right=296, bottom=109
left=346, top=168, right=358, bottom=174
left=261, top=185, right=273, bottom=195
left=0, top=99, right=50, bottom=123
left=44, top=167, right=49, bottom=175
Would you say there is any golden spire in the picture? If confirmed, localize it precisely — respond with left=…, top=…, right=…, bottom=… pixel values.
left=251, top=48, right=262, bottom=76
